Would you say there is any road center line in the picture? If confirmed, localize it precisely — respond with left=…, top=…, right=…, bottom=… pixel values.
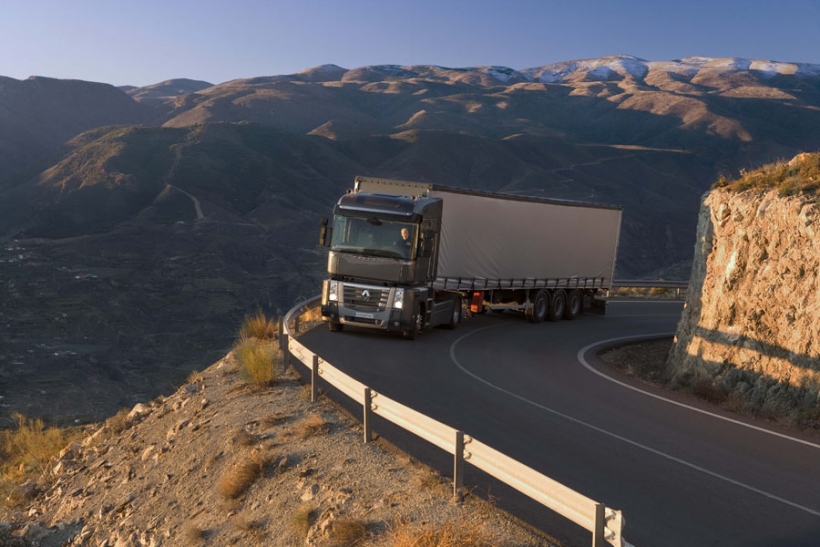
left=449, top=325, right=820, bottom=517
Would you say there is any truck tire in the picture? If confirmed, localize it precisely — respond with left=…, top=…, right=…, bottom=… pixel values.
left=564, top=289, right=582, bottom=320
left=404, top=304, right=423, bottom=340
left=548, top=290, right=566, bottom=322
left=445, top=296, right=462, bottom=329
left=527, top=290, right=549, bottom=323
left=328, top=322, right=343, bottom=332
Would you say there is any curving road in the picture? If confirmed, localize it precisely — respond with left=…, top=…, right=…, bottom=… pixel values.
left=299, top=301, right=820, bottom=546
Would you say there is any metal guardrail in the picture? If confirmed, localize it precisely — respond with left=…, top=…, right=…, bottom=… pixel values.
left=611, top=279, right=689, bottom=299
left=281, top=296, right=626, bottom=547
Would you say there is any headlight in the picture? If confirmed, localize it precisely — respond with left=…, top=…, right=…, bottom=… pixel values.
left=393, top=288, right=404, bottom=309
left=328, top=281, right=338, bottom=301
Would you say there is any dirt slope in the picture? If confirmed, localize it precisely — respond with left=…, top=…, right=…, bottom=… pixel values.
left=1, top=353, right=553, bottom=547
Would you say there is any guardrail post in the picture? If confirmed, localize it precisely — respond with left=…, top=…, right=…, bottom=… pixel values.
left=453, top=431, right=465, bottom=500
left=280, top=331, right=289, bottom=374
left=592, top=503, right=606, bottom=547
left=311, top=355, right=319, bottom=402
left=363, top=388, right=373, bottom=443
left=294, top=314, right=300, bottom=334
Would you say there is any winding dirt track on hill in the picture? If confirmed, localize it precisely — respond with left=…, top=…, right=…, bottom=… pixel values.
left=164, top=144, right=204, bottom=220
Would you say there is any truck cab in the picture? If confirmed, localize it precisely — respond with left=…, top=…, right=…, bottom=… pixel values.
left=319, top=190, right=461, bottom=339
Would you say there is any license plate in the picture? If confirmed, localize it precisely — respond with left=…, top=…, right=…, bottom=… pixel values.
left=354, top=312, right=374, bottom=319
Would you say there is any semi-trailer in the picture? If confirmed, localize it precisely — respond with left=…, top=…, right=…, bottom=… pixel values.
left=319, top=176, right=622, bottom=339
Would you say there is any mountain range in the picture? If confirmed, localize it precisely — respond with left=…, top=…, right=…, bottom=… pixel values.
left=1, top=54, right=819, bottom=423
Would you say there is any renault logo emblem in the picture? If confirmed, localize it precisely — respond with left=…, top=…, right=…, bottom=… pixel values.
left=361, top=290, right=371, bottom=301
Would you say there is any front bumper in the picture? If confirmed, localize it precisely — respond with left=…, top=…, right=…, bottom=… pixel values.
left=322, top=302, right=406, bottom=331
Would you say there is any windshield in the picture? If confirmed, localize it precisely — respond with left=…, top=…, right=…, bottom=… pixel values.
left=331, top=216, right=417, bottom=260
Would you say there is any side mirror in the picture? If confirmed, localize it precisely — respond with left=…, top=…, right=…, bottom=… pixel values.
left=319, top=218, right=331, bottom=247
left=418, top=229, right=437, bottom=258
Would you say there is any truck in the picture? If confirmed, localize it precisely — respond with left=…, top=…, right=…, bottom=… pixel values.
left=318, top=176, right=622, bottom=339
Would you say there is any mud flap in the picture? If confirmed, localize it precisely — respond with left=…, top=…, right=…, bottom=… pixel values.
left=589, top=297, right=607, bottom=315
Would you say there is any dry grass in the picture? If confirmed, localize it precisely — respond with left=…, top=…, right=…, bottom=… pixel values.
left=232, top=514, right=267, bottom=541
left=294, top=414, right=331, bottom=440
left=233, top=336, right=278, bottom=386
left=410, top=467, right=445, bottom=491
left=389, top=518, right=494, bottom=547
left=217, top=453, right=266, bottom=499
left=292, top=306, right=323, bottom=336
left=612, top=286, right=684, bottom=299
left=291, top=505, right=315, bottom=538
left=231, top=429, right=260, bottom=447
left=181, top=523, right=207, bottom=544
left=330, top=517, right=368, bottom=547
left=0, top=413, right=84, bottom=506
left=713, top=152, right=820, bottom=196
left=104, top=408, right=134, bottom=436
left=187, top=369, right=204, bottom=384
left=260, top=412, right=291, bottom=429
left=240, top=310, right=278, bottom=340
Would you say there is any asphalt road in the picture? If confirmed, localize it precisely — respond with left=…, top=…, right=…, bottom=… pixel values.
left=299, top=301, right=820, bottom=547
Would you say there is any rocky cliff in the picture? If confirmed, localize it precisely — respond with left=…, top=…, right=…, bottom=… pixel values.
left=668, top=153, right=820, bottom=425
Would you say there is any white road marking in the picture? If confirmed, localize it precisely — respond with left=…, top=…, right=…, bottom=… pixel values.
left=577, top=334, right=820, bottom=450
left=449, top=325, right=820, bottom=517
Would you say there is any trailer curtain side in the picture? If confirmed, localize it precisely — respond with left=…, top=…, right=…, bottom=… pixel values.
left=353, top=177, right=622, bottom=290
left=431, top=189, right=621, bottom=289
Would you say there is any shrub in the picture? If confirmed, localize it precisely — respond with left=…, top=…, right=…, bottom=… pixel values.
left=330, top=518, right=368, bottom=547
left=217, top=455, right=264, bottom=499
left=232, top=514, right=266, bottom=541
left=291, top=505, right=315, bottom=538
left=233, top=336, right=279, bottom=386
left=389, top=519, right=493, bottom=547
left=240, top=310, right=278, bottom=340
left=294, top=414, right=330, bottom=440
left=714, top=153, right=820, bottom=195
left=105, top=408, right=134, bottom=436
left=181, top=523, right=207, bottom=544
left=0, top=414, right=83, bottom=506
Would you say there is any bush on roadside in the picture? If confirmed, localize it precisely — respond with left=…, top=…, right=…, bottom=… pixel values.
left=233, top=336, right=279, bottom=386
left=0, top=414, right=83, bottom=507
left=240, top=310, right=278, bottom=340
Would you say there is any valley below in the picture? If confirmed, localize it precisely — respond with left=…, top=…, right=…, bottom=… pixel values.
left=0, top=222, right=324, bottom=426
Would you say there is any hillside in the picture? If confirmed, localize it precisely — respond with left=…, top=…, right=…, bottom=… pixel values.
left=3, top=55, right=820, bottom=425
left=1, top=353, right=551, bottom=547
left=0, top=77, right=156, bottom=182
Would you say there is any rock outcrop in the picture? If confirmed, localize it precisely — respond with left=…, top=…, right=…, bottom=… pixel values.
left=668, top=159, right=820, bottom=422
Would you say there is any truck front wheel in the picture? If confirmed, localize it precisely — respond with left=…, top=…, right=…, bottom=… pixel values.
left=445, top=296, right=462, bottom=330
left=328, top=322, right=344, bottom=332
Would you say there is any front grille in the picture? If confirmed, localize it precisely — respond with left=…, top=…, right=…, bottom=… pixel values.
left=343, top=285, right=389, bottom=311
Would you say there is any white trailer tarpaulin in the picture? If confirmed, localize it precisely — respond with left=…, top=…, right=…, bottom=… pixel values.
left=353, top=177, right=622, bottom=289
left=430, top=189, right=621, bottom=288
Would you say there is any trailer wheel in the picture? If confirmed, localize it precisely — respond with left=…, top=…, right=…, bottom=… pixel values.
left=404, top=303, right=423, bottom=340
left=527, top=290, right=549, bottom=323
left=564, top=289, right=582, bottom=320
left=328, top=322, right=344, bottom=332
left=548, top=290, right=566, bottom=322
left=445, top=296, right=462, bottom=330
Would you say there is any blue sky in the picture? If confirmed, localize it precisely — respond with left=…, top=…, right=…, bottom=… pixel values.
left=2, top=0, right=819, bottom=86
